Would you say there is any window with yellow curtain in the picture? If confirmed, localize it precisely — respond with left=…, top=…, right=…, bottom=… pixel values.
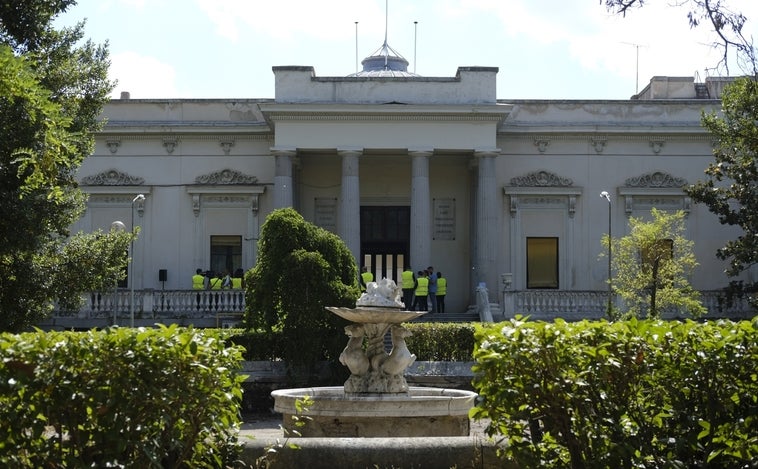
left=527, top=237, right=558, bottom=289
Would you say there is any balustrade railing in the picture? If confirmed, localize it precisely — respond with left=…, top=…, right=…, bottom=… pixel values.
left=503, top=289, right=753, bottom=320
left=47, top=288, right=753, bottom=328
left=52, top=289, right=245, bottom=321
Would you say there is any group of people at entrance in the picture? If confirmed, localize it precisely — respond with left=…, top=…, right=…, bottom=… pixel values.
left=360, top=265, right=446, bottom=314
left=192, top=268, right=245, bottom=290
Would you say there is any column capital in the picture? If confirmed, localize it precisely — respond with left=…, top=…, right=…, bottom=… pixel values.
left=474, top=148, right=501, bottom=158
left=270, top=147, right=297, bottom=157
left=408, top=148, right=434, bottom=158
left=337, top=148, right=363, bottom=158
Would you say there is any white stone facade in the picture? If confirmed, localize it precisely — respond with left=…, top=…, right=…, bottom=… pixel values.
left=69, top=69, right=752, bottom=320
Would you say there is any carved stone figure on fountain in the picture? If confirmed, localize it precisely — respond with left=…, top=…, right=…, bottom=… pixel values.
left=356, top=277, right=405, bottom=309
left=339, top=324, right=370, bottom=376
left=381, top=325, right=416, bottom=376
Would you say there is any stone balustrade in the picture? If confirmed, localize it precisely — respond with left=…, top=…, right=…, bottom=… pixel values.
left=40, top=288, right=753, bottom=330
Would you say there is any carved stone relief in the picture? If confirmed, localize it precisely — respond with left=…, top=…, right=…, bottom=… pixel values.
left=80, top=169, right=144, bottom=186
left=194, top=169, right=258, bottom=185
left=625, top=171, right=687, bottom=188
left=510, top=170, right=573, bottom=187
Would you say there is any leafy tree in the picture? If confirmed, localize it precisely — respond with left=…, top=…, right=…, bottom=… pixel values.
left=0, top=2, right=129, bottom=331
left=602, top=0, right=756, bottom=75
left=687, top=77, right=758, bottom=309
left=245, top=208, right=360, bottom=380
left=602, top=208, right=706, bottom=318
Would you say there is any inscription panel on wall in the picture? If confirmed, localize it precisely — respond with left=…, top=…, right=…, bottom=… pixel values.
left=433, top=198, right=456, bottom=240
left=315, top=198, right=337, bottom=233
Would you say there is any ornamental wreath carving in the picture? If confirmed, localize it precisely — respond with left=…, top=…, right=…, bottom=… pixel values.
left=625, top=171, right=687, bottom=188
left=510, top=170, right=573, bottom=187
left=80, top=170, right=144, bottom=186
left=194, top=169, right=257, bottom=185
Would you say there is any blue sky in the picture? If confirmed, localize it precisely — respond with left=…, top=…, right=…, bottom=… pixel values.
left=57, top=0, right=758, bottom=100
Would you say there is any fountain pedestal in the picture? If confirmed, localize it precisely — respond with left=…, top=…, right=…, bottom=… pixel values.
left=271, top=304, right=478, bottom=437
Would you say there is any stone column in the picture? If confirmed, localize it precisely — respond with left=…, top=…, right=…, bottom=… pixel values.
left=474, top=149, right=500, bottom=303
left=271, top=148, right=295, bottom=208
left=338, top=149, right=362, bottom=264
left=409, top=149, right=433, bottom=270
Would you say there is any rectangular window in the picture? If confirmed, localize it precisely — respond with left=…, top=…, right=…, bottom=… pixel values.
left=527, top=237, right=559, bottom=289
left=210, top=235, right=242, bottom=276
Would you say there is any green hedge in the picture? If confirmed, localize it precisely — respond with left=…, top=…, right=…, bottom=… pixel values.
left=228, top=322, right=477, bottom=362
left=0, top=325, right=246, bottom=468
left=472, top=317, right=758, bottom=468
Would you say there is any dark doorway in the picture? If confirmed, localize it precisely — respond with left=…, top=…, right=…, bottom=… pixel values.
left=360, top=206, right=410, bottom=284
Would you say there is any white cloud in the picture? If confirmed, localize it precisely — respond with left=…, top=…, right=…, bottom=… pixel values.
left=109, top=51, right=178, bottom=98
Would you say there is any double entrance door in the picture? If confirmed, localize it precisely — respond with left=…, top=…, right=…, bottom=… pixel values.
left=360, top=206, right=409, bottom=285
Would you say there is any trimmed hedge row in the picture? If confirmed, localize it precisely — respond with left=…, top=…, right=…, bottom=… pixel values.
left=0, top=325, right=246, bottom=468
left=227, top=322, right=477, bottom=363
left=472, top=317, right=758, bottom=468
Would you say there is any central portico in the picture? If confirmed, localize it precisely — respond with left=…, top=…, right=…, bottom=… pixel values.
left=261, top=65, right=511, bottom=306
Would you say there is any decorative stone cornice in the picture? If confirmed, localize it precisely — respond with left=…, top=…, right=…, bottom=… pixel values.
left=219, top=138, right=235, bottom=155
left=625, top=171, right=687, bottom=188
left=194, top=169, right=258, bottom=185
left=649, top=138, right=666, bottom=154
left=81, top=169, right=144, bottom=186
left=106, top=138, right=121, bottom=154
left=162, top=137, right=178, bottom=154
left=533, top=138, right=550, bottom=153
left=509, top=170, right=573, bottom=187
left=591, top=137, right=607, bottom=153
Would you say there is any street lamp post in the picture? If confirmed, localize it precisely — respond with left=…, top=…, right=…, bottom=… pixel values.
left=600, top=191, right=612, bottom=317
left=110, top=220, right=127, bottom=325
left=130, top=194, right=145, bottom=327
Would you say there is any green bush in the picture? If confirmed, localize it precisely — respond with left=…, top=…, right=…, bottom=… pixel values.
left=404, top=322, right=476, bottom=361
left=472, top=316, right=758, bottom=468
left=0, top=325, right=246, bottom=468
left=229, top=322, right=476, bottom=363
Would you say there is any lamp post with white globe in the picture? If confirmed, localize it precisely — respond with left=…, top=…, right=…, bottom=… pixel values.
left=130, top=194, right=145, bottom=327
left=600, top=191, right=612, bottom=317
left=110, top=220, right=127, bottom=324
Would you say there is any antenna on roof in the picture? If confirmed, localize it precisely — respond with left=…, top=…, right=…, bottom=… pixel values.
left=414, top=21, right=418, bottom=74
left=355, top=21, right=359, bottom=74
left=383, top=0, right=389, bottom=69
left=621, top=42, right=647, bottom=94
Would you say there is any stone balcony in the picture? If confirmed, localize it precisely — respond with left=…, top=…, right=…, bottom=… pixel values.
left=38, top=289, right=753, bottom=330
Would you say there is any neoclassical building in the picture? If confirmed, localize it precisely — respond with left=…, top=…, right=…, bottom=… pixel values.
left=46, top=44, right=753, bottom=328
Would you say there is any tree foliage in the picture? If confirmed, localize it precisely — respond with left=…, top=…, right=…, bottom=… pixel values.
left=687, top=77, right=758, bottom=309
left=603, top=208, right=706, bottom=318
left=602, top=0, right=756, bottom=75
left=0, top=2, right=127, bottom=331
left=245, top=208, right=360, bottom=378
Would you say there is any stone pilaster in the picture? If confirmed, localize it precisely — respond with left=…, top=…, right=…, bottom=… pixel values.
left=409, top=149, right=433, bottom=270
left=474, top=149, right=500, bottom=302
left=338, top=149, right=362, bottom=264
left=271, top=148, right=295, bottom=208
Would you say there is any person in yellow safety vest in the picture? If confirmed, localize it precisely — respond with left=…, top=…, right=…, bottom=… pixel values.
left=360, top=266, right=373, bottom=292
left=436, top=271, right=447, bottom=314
left=209, top=272, right=223, bottom=290
left=192, top=268, right=206, bottom=290
left=400, top=266, right=416, bottom=310
left=232, top=268, right=244, bottom=289
left=414, top=270, right=429, bottom=312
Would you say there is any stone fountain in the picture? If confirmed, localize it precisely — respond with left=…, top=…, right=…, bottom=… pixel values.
left=271, top=279, right=477, bottom=437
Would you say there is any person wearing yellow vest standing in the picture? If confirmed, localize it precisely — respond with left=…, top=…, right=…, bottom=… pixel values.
left=436, top=271, right=447, bottom=314
left=192, top=268, right=206, bottom=290
left=400, top=266, right=416, bottom=310
left=192, top=268, right=206, bottom=310
left=232, top=268, right=244, bottom=289
left=414, top=270, right=429, bottom=312
left=360, top=266, right=373, bottom=292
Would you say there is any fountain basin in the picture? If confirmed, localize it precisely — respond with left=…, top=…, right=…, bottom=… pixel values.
left=271, top=386, right=477, bottom=437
